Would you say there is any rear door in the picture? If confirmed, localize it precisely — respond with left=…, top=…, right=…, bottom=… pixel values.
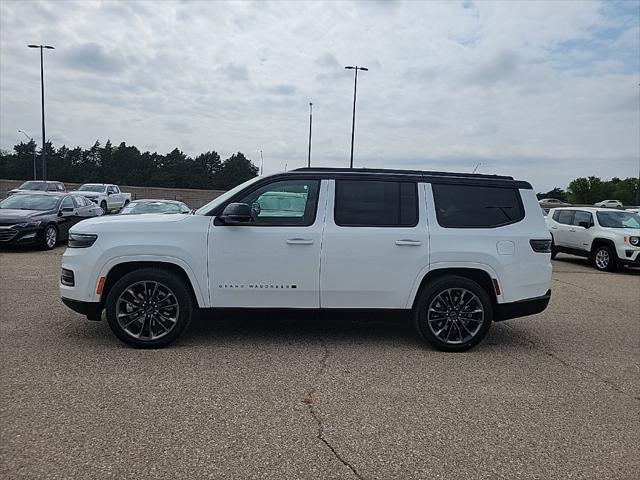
left=550, top=210, right=574, bottom=247
left=320, top=179, right=429, bottom=309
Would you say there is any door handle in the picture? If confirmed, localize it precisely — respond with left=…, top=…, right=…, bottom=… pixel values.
left=286, top=238, right=314, bottom=245
left=569, top=228, right=576, bottom=232
left=551, top=226, right=558, bottom=229
left=395, top=239, right=422, bottom=246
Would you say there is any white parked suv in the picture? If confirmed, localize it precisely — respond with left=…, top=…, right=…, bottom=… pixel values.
left=594, top=199, right=623, bottom=209
left=547, top=207, right=640, bottom=271
left=60, top=168, right=552, bottom=351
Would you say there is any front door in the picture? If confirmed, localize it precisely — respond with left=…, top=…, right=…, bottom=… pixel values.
left=209, top=178, right=326, bottom=308
left=320, top=179, right=429, bottom=309
left=570, top=210, right=594, bottom=251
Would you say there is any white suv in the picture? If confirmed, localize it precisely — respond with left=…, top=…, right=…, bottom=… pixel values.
left=547, top=207, right=640, bottom=271
left=60, top=168, right=552, bottom=351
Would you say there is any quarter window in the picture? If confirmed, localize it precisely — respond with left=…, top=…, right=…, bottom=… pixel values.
left=234, top=179, right=320, bottom=226
left=432, top=184, right=524, bottom=228
left=334, top=180, right=418, bottom=227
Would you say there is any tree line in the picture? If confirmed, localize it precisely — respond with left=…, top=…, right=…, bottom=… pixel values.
left=0, top=140, right=259, bottom=190
left=537, top=177, right=639, bottom=206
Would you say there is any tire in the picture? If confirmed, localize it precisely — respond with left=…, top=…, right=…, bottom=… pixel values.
left=100, top=201, right=108, bottom=215
left=593, top=245, right=617, bottom=272
left=414, top=276, right=493, bottom=352
left=41, top=224, right=58, bottom=250
left=550, top=237, right=557, bottom=259
left=105, top=268, right=194, bottom=348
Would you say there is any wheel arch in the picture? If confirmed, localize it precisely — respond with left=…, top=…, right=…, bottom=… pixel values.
left=409, top=266, right=499, bottom=311
left=591, top=238, right=617, bottom=257
left=100, top=260, right=203, bottom=308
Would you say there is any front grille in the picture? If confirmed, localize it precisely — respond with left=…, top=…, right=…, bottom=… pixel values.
left=61, top=268, right=75, bottom=286
left=0, top=228, right=18, bottom=242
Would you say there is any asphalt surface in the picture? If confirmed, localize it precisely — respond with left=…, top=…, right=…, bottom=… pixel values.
left=1, top=248, right=638, bottom=479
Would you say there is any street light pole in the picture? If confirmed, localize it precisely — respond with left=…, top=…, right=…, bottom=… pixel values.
left=307, top=102, right=313, bottom=168
left=28, top=44, right=54, bottom=181
left=345, top=65, right=368, bottom=168
left=259, top=149, right=264, bottom=176
left=18, top=130, right=37, bottom=180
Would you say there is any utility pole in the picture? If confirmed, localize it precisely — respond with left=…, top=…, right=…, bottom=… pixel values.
left=307, top=102, right=313, bottom=168
left=345, top=65, right=368, bottom=168
left=259, top=149, right=264, bottom=176
left=28, top=44, right=54, bottom=180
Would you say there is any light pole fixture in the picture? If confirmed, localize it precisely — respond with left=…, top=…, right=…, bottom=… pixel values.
left=308, top=102, right=313, bottom=168
left=345, top=65, right=368, bottom=168
left=28, top=44, right=55, bottom=181
left=18, top=129, right=37, bottom=180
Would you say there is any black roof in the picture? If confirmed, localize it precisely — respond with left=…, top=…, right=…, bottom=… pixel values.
left=287, top=167, right=531, bottom=189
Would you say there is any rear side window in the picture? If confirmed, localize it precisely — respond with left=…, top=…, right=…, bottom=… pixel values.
left=557, top=210, right=574, bottom=225
left=572, top=210, right=592, bottom=226
left=334, top=180, right=418, bottom=227
left=432, top=184, right=524, bottom=228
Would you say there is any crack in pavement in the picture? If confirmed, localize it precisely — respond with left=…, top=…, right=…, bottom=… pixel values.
left=502, top=323, right=638, bottom=401
left=552, top=278, right=639, bottom=317
left=303, top=338, right=364, bottom=480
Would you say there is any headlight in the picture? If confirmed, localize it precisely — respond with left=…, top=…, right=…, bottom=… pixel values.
left=629, top=236, right=640, bottom=247
left=68, top=232, right=98, bottom=248
left=14, top=220, right=42, bottom=228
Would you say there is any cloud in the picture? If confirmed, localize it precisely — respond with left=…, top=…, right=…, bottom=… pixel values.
left=0, top=0, right=638, bottom=191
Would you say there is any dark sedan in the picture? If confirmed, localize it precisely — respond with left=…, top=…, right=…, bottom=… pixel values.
left=0, top=192, right=102, bottom=250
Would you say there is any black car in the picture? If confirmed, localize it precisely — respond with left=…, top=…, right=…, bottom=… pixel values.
left=0, top=192, right=102, bottom=250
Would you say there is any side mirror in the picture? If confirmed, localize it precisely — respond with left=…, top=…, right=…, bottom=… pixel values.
left=578, top=221, right=590, bottom=229
left=107, top=191, right=113, bottom=196
left=220, top=203, right=253, bottom=224
left=59, top=207, right=75, bottom=217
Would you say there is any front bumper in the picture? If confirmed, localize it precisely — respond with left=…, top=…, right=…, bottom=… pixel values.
left=61, top=297, right=103, bottom=321
left=494, top=289, right=551, bottom=321
left=0, top=226, right=44, bottom=246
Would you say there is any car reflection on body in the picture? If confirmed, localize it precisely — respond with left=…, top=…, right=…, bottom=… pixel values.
left=119, top=199, right=191, bottom=215
left=0, top=192, right=102, bottom=249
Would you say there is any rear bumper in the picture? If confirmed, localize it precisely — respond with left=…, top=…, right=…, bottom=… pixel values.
left=61, top=297, right=103, bottom=321
left=494, top=289, right=551, bottom=321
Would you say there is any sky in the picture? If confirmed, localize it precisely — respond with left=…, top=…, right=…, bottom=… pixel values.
left=0, top=0, right=638, bottom=192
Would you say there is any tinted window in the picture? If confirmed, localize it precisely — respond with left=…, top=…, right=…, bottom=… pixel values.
left=60, top=196, right=74, bottom=209
left=0, top=194, right=61, bottom=211
left=334, top=180, right=418, bottom=227
left=557, top=210, right=574, bottom=225
left=432, top=184, right=523, bottom=228
left=572, top=210, right=592, bottom=227
left=47, top=184, right=58, bottom=191
left=234, top=179, right=320, bottom=226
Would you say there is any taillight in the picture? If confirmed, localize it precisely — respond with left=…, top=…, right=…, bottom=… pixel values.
left=530, top=239, right=551, bottom=253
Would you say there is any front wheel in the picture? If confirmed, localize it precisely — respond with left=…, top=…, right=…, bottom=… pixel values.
left=105, top=268, right=194, bottom=348
left=41, top=224, right=58, bottom=250
left=414, top=276, right=493, bottom=352
left=100, top=201, right=108, bottom=215
left=593, top=245, right=617, bottom=272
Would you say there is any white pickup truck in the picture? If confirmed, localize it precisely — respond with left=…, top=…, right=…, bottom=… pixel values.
left=72, top=184, right=132, bottom=215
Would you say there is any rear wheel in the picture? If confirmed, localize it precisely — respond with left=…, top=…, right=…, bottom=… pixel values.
left=105, top=268, right=194, bottom=348
left=550, top=237, right=557, bottom=259
left=593, top=245, right=617, bottom=272
left=100, top=201, right=108, bottom=215
left=414, top=276, right=493, bottom=352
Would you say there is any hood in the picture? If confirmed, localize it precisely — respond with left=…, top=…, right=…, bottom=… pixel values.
left=602, top=227, right=640, bottom=236
left=71, top=213, right=190, bottom=232
left=0, top=209, right=52, bottom=225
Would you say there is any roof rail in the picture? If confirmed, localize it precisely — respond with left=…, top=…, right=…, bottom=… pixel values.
left=292, top=167, right=514, bottom=180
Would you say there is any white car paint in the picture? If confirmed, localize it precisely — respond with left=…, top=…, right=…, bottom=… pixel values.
left=71, top=184, right=132, bottom=213
left=62, top=175, right=552, bottom=312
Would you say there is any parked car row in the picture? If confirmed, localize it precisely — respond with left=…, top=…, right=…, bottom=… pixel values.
left=0, top=192, right=191, bottom=250
left=546, top=207, right=640, bottom=271
left=538, top=197, right=635, bottom=210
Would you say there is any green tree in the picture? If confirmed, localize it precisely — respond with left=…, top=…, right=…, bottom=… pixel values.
left=216, top=152, right=259, bottom=190
left=536, top=187, right=567, bottom=202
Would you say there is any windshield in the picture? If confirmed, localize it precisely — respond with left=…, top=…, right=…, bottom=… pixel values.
left=120, top=201, right=181, bottom=215
left=596, top=211, right=640, bottom=229
left=195, top=176, right=262, bottom=215
left=78, top=184, right=106, bottom=192
left=18, top=181, right=48, bottom=191
left=0, top=194, right=61, bottom=211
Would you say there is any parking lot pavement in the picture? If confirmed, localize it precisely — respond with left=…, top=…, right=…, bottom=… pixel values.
left=1, top=249, right=638, bottom=480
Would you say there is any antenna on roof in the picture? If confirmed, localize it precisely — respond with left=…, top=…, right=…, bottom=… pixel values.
left=472, top=163, right=481, bottom=174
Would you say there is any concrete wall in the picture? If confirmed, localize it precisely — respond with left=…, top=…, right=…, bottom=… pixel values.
left=0, top=179, right=225, bottom=209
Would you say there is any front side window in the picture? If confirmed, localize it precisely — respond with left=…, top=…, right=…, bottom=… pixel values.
left=234, top=179, right=320, bottom=226
left=572, top=210, right=592, bottom=227
left=432, top=184, right=523, bottom=228
left=60, top=196, right=74, bottom=209
left=334, top=180, right=418, bottom=227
